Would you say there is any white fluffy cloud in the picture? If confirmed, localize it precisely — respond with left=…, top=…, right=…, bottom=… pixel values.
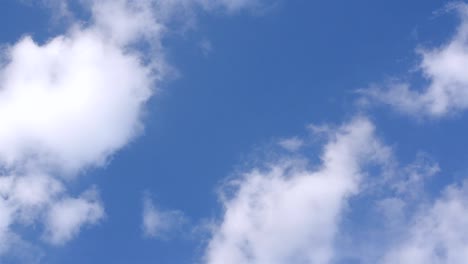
left=203, top=117, right=468, bottom=264
left=195, top=3, right=468, bottom=263
left=202, top=113, right=468, bottom=264
left=0, top=0, right=262, bottom=258
left=204, top=117, right=392, bottom=264
left=365, top=3, right=468, bottom=118
left=0, top=0, right=160, bottom=253
left=0, top=30, right=153, bottom=174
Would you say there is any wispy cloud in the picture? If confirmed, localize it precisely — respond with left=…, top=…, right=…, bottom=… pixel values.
left=142, top=193, right=186, bottom=239
left=362, top=3, right=468, bottom=118
left=382, top=180, right=468, bottom=264
left=278, top=137, right=304, bottom=152
left=43, top=188, right=104, bottom=245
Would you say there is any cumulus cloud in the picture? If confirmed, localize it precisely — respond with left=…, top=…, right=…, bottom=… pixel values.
left=0, top=31, right=154, bottom=175
left=0, top=0, right=162, bottom=254
left=202, top=116, right=468, bottom=264
left=0, top=0, right=271, bottom=260
left=364, top=3, right=468, bottom=118
left=2, top=0, right=264, bottom=257
left=194, top=2, right=468, bottom=263
left=0, top=0, right=212, bottom=258
left=142, top=194, right=186, bottom=239
left=0, top=0, right=264, bottom=255
left=204, top=117, right=392, bottom=264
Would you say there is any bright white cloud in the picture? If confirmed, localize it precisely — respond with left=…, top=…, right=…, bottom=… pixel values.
left=0, top=32, right=153, bottom=175
left=0, top=0, right=164, bottom=256
left=204, top=117, right=392, bottom=264
left=364, top=3, right=468, bottom=118
left=142, top=194, right=186, bottom=239
left=1, top=0, right=262, bottom=257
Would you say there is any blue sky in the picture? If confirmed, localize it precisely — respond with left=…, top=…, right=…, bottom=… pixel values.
left=2, top=0, right=468, bottom=263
